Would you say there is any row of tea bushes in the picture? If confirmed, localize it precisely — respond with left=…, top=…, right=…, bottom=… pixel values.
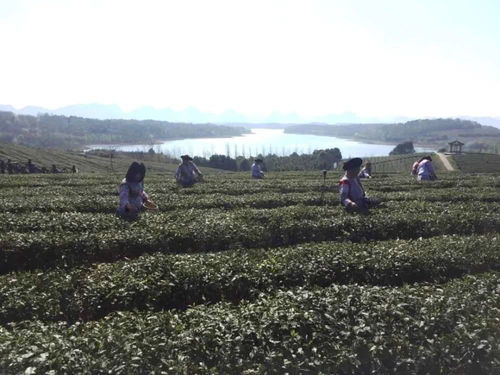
left=1, top=234, right=499, bottom=324
left=1, top=273, right=498, bottom=374
left=3, top=185, right=500, bottom=215
left=2, top=202, right=500, bottom=272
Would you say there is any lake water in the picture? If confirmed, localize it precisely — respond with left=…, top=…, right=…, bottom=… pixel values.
left=88, top=128, right=432, bottom=158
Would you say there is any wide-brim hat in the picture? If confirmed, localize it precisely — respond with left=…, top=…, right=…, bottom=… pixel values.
left=342, top=157, right=363, bottom=171
left=254, top=158, right=263, bottom=163
left=181, top=155, right=193, bottom=161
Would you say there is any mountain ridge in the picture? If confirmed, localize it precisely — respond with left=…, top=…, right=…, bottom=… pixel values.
left=3, top=103, right=500, bottom=129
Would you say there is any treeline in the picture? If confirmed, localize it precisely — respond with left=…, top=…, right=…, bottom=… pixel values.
left=285, top=118, right=500, bottom=147
left=0, top=111, right=248, bottom=149
left=193, top=148, right=343, bottom=171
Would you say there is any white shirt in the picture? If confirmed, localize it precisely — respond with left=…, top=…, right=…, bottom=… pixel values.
left=417, top=159, right=435, bottom=180
left=339, top=176, right=365, bottom=206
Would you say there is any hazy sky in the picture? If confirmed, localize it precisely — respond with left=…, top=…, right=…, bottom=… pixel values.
left=1, top=0, right=499, bottom=118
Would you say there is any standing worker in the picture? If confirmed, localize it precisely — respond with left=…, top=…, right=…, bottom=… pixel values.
left=251, top=158, right=265, bottom=179
left=175, top=155, right=203, bottom=187
left=416, top=156, right=437, bottom=181
left=339, top=158, right=380, bottom=212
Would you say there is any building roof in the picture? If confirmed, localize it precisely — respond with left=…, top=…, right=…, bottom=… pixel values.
left=448, top=140, right=464, bottom=146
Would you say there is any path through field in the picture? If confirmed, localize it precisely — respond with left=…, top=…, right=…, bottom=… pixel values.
left=437, top=152, right=455, bottom=171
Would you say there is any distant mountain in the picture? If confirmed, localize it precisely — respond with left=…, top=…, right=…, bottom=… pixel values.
left=462, top=116, right=500, bottom=129
left=0, top=110, right=248, bottom=149
left=18, top=106, right=49, bottom=116
left=56, top=104, right=125, bottom=119
left=3, top=103, right=498, bottom=127
left=0, top=104, right=15, bottom=112
left=2, top=103, right=406, bottom=124
left=285, top=118, right=500, bottom=152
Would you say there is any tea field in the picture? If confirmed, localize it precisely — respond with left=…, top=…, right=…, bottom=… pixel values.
left=0, top=171, right=499, bottom=374
left=452, top=153, right=500, bottom=174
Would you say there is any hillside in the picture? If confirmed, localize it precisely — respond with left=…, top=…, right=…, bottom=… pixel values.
left=0, top=110, right=248, bottom=149
left=285, top=118, right=500, bottom=151
left=0, top=142, right=228, bottom=174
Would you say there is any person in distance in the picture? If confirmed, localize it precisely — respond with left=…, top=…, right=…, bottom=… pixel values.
left=117, top=162, right=153, bottom=220
left=411, top=158, right=421, bottom=176
left=358, top=161, right=372, bottom=179
left=339, top=157, right=380, bottom=212
left=175, top=155, right=203, bottom=187
left=416, top=155, right=437, bottom=181
left=251, top=158, right=265, bottom=179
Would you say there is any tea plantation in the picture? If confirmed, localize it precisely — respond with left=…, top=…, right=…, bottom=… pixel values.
left=0, top=171, right=499, bottom=374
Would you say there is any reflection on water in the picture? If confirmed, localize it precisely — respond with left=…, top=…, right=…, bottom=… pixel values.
left=87, top=128, right=432, bottom=158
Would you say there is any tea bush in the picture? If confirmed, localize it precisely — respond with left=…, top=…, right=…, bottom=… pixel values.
left=0, top=172, right=499, bottom=373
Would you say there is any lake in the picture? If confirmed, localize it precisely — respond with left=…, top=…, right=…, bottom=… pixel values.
left=88, top=128, right=432, bottom=158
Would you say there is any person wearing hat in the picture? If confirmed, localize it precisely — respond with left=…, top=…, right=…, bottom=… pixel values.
left=339, top=157, right=379, bottom=212
left=251, top=158, right=265, bottom=179
left=117, top=162, right=151, bottom=220
left=416, top=155, right=437, bottom=181
left=358, top=161, right=372, bottom=179
left=175, top=155, right=203, bottom=187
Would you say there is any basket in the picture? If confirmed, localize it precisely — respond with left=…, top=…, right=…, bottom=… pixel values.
left=143, top=200, right=158, bottom=210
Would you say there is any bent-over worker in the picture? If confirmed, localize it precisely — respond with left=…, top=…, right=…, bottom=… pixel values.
left=339, top=157, right=380, bottom=212
left=417, top=156, right=437, bottom=181
left=251, top=158, right=265, bottom=179
left=358, top=162, right=372, bottom=179
left=175, top=155, right=203, bottom=187
left=117, top=162, right=150, bottom=220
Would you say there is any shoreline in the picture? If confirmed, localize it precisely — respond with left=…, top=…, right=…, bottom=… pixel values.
left=282, top=131, right=438, bottom=150
left=83, top=131, right=253, bottom=151
left=85, top=128, right=437, bottom=157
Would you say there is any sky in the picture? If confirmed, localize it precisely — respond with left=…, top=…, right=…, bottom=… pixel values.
left=1, top=0, right=499, bottom=119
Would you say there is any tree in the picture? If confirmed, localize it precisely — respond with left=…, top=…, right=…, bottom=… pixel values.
left=389, top=141, right=415, bottom=155
left=239, top=159, right=251, bottom=171
left=313, top=148, right=342, bottom=169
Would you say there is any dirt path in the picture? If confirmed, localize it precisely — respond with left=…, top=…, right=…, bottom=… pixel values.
left=437, top=152, right=454, bottom=171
